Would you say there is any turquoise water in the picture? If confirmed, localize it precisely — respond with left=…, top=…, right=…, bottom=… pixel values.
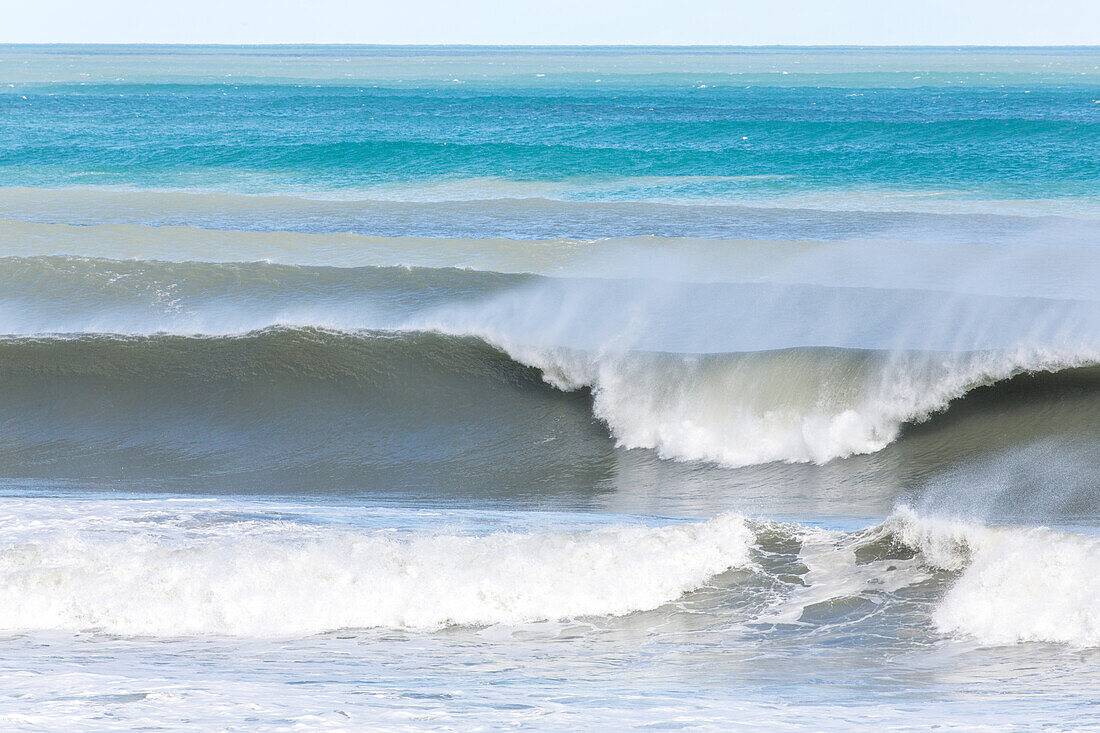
left=3, top=46, right=1099, bottom=200
left=0, top=46, right=1099, bottom=731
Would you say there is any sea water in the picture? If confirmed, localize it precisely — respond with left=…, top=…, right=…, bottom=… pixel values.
left=0, top=45, right=1098, bottom=730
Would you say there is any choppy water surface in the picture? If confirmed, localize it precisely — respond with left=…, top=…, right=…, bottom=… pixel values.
left=0, top=45, right=1098, bottom=731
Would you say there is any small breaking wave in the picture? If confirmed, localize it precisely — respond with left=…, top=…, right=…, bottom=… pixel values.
left=747, top=508, right=1100, bottom=648
left=0, top=508, right=754, bottom=636
left=882, top=509, right=1100, bottom=647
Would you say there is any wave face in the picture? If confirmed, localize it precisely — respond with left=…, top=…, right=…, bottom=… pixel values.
left=0, top=329, right=1095, bottom=488
left=0, top=329, right=604, bottom=488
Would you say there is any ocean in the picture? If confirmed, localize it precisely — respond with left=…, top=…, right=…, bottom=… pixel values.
left=0, top=45, right=1098, bottom=730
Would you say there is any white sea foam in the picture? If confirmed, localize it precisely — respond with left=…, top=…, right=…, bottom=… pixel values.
left=741, top=509, right=1100, bottom=648
left=889, top=509, right=1100, bottom=647
left=2, top=497, right=1098, bottom=648
left=0, top=508, right=753, bottom=637
left=493, top=342, right=1094, bottom=466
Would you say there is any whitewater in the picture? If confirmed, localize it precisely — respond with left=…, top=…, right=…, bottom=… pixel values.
left=0, top=45, right=1098, bottom=731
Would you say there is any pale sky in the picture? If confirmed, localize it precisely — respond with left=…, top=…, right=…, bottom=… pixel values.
left=4, top=0, right=1100, bottom=45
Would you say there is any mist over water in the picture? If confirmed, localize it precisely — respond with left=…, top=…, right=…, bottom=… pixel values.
left=0, top=45, right=1098, bottom=730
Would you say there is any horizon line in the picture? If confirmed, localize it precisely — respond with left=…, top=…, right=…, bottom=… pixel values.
left=3, top=42, right=1100, bottom=49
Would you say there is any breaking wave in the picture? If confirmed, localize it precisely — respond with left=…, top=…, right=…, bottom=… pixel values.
left=495, top=341, right=1097, bottom=466
left=0, top=507, right=754, bottom=636
left=0, top=328, right=1095, bottom=471
left=881, top=509, right=1100, bottom=647
left=0, top=255, right=1096, bottom=469
left=1, top=498, right=1097, bottom=646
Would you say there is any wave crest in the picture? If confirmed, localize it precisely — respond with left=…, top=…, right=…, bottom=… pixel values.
left=496, top=340, right=1098, bottom=466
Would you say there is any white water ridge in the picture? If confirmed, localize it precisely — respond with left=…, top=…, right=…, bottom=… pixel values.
left=0, top=504, right=753, bottom=636
left=1, top=499, right=1097, bottom=647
